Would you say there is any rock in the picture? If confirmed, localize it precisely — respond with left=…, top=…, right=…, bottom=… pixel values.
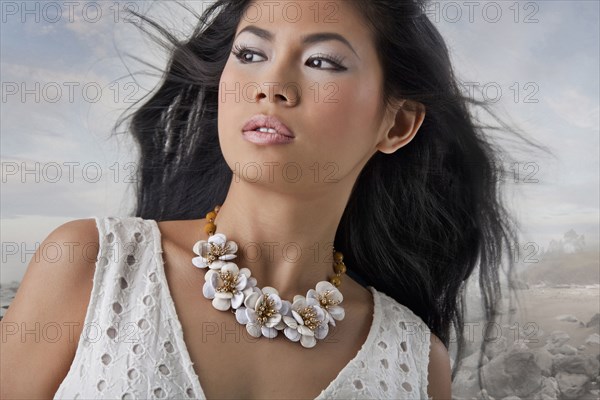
left=577, top=345, right=586, bottom=351
left=590, top=389, right=600, bottom=397
left=553, top=354, right=600, bottom=379
left=477, top=389, right=496, bottom=399
left=452, top=368, right=481, bottom=398
left=546, top=331, right=570, bottom=346
left=545, top=342, right=578, bottom=356
left=501, top=397, right=522, bottom=400
left=555, top=372, right=588, bottom=399
left=556, top=315, right=578, bottom=323
left=484, top=336, right=508, bottom=360
left=586, top=313, right=600, bottom=328
left=556, top=344, right=578, bottom=356
left=531, top=347, right=553, bottom=377
left=585, top=333, right=600, bottom=346
left=531, top=377, right=560, bottom=400
left=459, top=350, right=489, bottom=370
left=481, top=343, right=544, bottom=398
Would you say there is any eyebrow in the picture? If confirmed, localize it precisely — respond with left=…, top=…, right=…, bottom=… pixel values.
left=235, top=25, right=361, bottom=60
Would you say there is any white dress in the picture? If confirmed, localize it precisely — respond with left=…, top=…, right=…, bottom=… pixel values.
left=53, top=216, right=433, bottom=399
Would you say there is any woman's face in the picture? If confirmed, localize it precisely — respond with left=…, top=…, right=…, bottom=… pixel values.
left=218, top=0, right=395, bottom=192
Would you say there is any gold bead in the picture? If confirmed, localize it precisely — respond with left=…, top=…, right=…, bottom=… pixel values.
left=330, top=275, right=341, bottom=287
left=334, top=262, right=346, bottom=274
left=214, top=205, right=221, bottom=213
left=206, top=211, right=216, bottom=221
left=334, top=251, right=343, bottom=262
left=204, top=222, right=216, bottom=236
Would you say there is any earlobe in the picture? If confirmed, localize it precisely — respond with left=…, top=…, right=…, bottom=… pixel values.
left=376, top=100, right=426, bottom=155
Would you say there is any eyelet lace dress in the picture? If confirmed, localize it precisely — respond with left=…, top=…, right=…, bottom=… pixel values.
left=53, top=216, right=433, bottom=399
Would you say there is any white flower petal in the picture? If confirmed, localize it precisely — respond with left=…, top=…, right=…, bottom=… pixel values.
left=212, top=297, right=230, bottom=311
left=235, top=274, right=248, bottom=290
left=202, top=281, right=215, bottom=299
left=306, top=289, right=318, bottom=300
left=292, top=310, right=303, bottom=325
left=192, top=257, right=207, bottom=269
left=210, top=271, right=219, bottom=288
left=316, top=281, right=336, bottom=293
left=248, top=277, right=258, bottom=287
left=293, top=295, right=304, bottom=304
left=314, top=306, right=325, bottom=321
left=283, top=315, right=298, bottom=329
left=205, top=269, right=218, bottom=282
left=274, top=320, right=286, bottom=330
left=236, top=307, right=249, bottom=324
left=300, top=334, right=317, bottom=348
left=226, top=241, right=238, bottom=253
left=328, top=289, right=343, bottom=303
left=298, top=325, right=314, bottom=337
left=292, top=298, right=306, bottom=310
left=315, top=323, right=329, bottom=340
left=284, top=327, right=301, bottom=342
left=329, top=306, right=345, bottom=321
left=208, top=233, right=227, bottom=246
left=220, top=254, right=237, bottom=261
left=261, top=326, right=278, bottom=338
left=246, top=322, right=262, bottom=338
left=280, top=300, right=292, bottom=316
left=231, top=292, right=244, bottom=309
left=221, top=262, right=239, bottom=274
left=246, top=308, right=257, bottom=322
left=265, top=313, right=282, bottom=328
left=262, top=286, right=279, bottom=296
left=245, top=292, right=259, bottom=309
left=208, top=260, right=226, bottom=270
left=215, top=291, right=233, bottom=299
left=239, top=268, right=252, bottom=278
left=269, top=294, right=282, bottom=310
left=192, top=240, right=206, bottom=256
left=306, top=297, right=319, bottom=308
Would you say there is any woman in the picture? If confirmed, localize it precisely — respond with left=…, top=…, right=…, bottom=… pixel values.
left=1, top=0, right=550, bottom=398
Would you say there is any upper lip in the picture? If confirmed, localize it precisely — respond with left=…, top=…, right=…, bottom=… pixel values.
left=242, top=114, right=295, bottom=138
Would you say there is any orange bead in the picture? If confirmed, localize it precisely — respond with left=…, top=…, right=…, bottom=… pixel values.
left=330, top=276, right=341, bottom=287
left=334, top=251, right=343, bottom=262
left=334, top=262, right=346, bottom=274
left=204, top=223, right=216, bottom=236
left=206, top=211, right=216, bottom=221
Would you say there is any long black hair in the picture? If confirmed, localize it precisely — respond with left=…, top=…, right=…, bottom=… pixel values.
left=115, top=0, right=554, bottom=384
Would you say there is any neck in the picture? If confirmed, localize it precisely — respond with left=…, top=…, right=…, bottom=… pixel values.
left=210, top=178, right=353, bottom=300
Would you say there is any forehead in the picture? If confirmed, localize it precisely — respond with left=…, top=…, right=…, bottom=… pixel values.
left=236, top=0, right=372, bottom=48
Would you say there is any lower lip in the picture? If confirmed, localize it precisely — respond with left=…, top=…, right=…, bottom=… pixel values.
left=242, top=130, right=294, bottom=145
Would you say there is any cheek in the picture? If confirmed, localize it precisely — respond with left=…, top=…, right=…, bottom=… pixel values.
left=310, top=77, right=382, bottom=146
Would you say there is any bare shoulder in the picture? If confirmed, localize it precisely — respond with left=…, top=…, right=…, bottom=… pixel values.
left=427, top=332, right=452, bottom=400
left=0, top=218, right=100, bottom=399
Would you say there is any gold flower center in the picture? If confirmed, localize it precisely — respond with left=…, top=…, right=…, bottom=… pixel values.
left=299, top=305, right=320, bottom=331
left=318, top=290, right=340, bottom=310
left=216, top=271, right=238, bottom=294
left=206, top=242, right=229, bottom=265
left=256, top=294, right=275, bottom=326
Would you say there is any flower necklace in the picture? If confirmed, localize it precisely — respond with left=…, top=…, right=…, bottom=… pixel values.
left=191, top=205, right=346, bottom=348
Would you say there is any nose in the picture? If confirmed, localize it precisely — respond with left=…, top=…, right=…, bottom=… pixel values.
left=251, top=67, right=300, bottom=106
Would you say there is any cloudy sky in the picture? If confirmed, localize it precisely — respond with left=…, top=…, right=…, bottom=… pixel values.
left=1, top=1, right=598, bottom=284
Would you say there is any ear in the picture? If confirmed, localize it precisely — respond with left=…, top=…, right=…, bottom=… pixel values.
left=376, top=99, right=426, bottom=155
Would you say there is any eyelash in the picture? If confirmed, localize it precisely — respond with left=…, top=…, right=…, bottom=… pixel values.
left=231, top=44, right=347, bottom=72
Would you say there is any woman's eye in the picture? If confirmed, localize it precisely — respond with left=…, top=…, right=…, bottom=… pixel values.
left=231, top=45, right=347, bottom=72
left=231, top=46, right=266, bottom=63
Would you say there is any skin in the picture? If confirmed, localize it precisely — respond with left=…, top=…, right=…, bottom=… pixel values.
left=0, top=0, right=451, bottom=398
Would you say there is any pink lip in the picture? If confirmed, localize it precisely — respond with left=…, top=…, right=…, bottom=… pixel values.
left=242, top=130, right=294, bottom=145
left=242, top=114, right=295, bottom=138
